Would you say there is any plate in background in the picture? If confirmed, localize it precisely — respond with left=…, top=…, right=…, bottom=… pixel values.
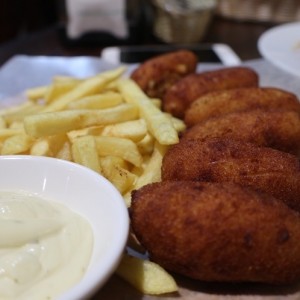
left=258, top=22, right=300, bottom=77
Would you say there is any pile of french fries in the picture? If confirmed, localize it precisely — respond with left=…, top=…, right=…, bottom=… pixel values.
left=0, top=66, right=184, bottom=295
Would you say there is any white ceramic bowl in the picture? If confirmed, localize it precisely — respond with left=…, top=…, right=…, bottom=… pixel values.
left=0, top=155, right=129, bottom=300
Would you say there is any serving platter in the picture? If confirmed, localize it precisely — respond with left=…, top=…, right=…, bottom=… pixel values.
left=1, top=55, right=300, bottom=300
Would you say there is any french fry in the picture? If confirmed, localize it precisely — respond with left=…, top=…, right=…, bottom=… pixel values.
left=56, top=141, right=72, bottom=161
left=0, top=128, right=24, bottom=140
left=24, top=104, right=139, bottom=137
left=67, top=92, right=123, bottom=110
left=71, top=135, right=102, bottom=174
left=30, top=138, right=52, bottom=156
left=52, top=76, right=82, bottom=84
left=67, top=126, right=103, bottom=141
left=25, top=85, right=49, bottom=101
left=134, top=142, right=167, bottom=190
left=118, top=79, right=179, bottom=145
left=45, top=80, right=80, bottom=104
left=0, top=117, right=6, bottom=129
left=1, top=133, right=33, bottom=155
left=94, top=136, right=143, bottom=167
left=100, top=156, right=136, bottom=194
left=9, top=121, right=24, bottom=130
left=166, top=114, right=186, bottom=133
left=151, top=98, right=162, bottom=109
left=136, top=133, right=155, bottom=155
left=4, top=103, right=44, bottom=124
left=116, top=254, right=178, bottom=295
left=30, top=133, right=68, bottom=157
left=42, top=67, right=125, bottom=112
left=100, top=119, right=147, bottom=142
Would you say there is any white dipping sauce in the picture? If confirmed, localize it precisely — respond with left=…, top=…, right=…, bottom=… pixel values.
left=0, top=190, right=93, bottom=300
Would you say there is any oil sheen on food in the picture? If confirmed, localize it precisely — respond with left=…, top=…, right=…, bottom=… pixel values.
left=0, top=190, right=93, bottom=300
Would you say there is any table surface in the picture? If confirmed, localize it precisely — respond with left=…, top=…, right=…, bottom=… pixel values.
left=0, top=16, right=278, bottom=67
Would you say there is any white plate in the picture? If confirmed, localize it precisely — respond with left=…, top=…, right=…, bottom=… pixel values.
left=258, top=22, right=300, bottom=77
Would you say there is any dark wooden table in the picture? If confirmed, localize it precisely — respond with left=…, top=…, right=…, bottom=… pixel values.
left=0, top=16, right=278, bottom=67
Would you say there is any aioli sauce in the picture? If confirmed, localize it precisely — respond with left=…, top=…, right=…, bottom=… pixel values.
left=0, top=190, right=93, bottom=300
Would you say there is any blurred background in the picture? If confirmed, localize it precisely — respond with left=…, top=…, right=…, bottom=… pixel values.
left=0, top=0, right=299, bottom=63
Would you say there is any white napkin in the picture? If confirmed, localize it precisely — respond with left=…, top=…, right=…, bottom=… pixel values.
left=65, top=0, right=128, bottom=39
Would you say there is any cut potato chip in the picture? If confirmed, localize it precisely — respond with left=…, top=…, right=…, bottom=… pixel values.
left=116, top=254, right=178, bottom=295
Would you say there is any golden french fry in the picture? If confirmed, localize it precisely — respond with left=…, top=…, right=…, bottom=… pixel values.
left=151, top=98, right=162, bottom=109
left=136, top=133, right=155, bottom=155
left=30, top=133, right=68, bottom=157
left=67, top=126, right=103, bottom=141
left=42, top=67, right=125, bottom=112
left=100, top=156, right=136, bottom=194
left=116, top=254, right=178, bottom=295
left=164, top=113, right=186, bottom=133
left=118, top=79, right=179, bottom=145
left=67, top=92, right=123, bottom=110
left=56, top=141, right=72, bottom=161
left=30, top=138, right=51, bottom=156
left=134, top=142, right=167, bottom=190
left=1, top=133, right=33, bottom=155
left=52, top=76, right=81, bottom=84
left=100, top=119, right=147, bottom=142
left=71, top=135, right=102, bottom=174
left=0, top=101, right=33, bottom=116
left=4, top=103, right=44, bottom=124
left=0, top=117, right=6, bottom=129
left=9, top=121, right=24, bottom=130
left=25, top=85, right=49, bottom=101
left=0, top=128, right=24, bottom=140
left=24, top=104, right=139, bottom=137
left=45, top=80, right=80, bottom=104
left=94, top=136, right=142, bottom=167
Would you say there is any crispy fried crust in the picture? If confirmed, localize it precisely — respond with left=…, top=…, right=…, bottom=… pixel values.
left=163, top=67, right=259, bottom=118
left=161, top=137, right=300, bottom=212
left=131, top=181, right=300, bottom=284
left=181, top=109, right=300, bottom=156
left=130, top=50, right=197, bottom=99
left=184, top=87, right=300, bottom=127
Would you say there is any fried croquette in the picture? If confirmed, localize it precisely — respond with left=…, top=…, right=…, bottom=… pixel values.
left=161, top=137, right=300, bottom=212
left=181, top=109, right=300, bottom=156
left=130, top=50, right=197, bottom=99
left=163, top=67, right=259, bottom=118
left=131, top=181, right=300, bottom=284
left=184, top=87, right=300, bottom=127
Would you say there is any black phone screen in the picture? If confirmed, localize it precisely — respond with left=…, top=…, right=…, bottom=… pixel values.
left=118, top=45, right=222, bottom=63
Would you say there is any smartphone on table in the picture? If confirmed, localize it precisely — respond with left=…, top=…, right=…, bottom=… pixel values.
left=101, top=44, right=241, bottom=66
